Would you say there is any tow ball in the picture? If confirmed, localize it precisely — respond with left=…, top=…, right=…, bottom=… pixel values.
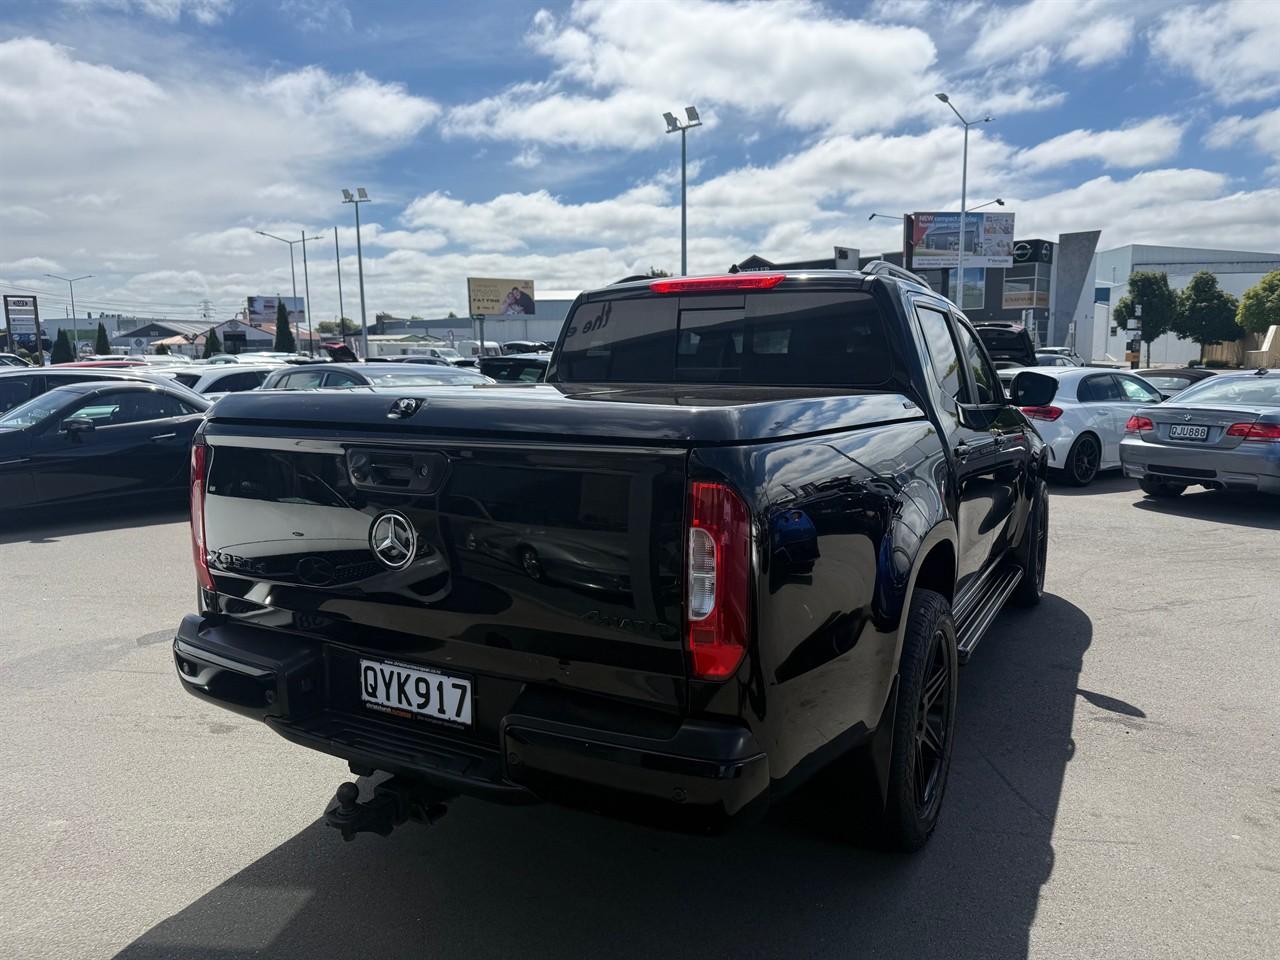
left=324, top=777, right=451, bottom=842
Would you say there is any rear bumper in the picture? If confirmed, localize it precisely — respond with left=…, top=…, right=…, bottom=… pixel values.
left=173, top=614, right=770, bottom=820
left=1120, top=437, right=1280, bottom=493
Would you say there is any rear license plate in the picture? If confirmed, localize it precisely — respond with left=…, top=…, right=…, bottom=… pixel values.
left=1169, top=424, right=1209, bottom=440
left=359, top=658, right=472, bottom=726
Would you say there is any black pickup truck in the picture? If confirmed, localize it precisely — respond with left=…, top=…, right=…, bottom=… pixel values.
left=175, top=268, right=1057, bottom=850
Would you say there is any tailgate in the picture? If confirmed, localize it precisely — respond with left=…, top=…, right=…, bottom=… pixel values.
left=201, top=430, right=689, bottom=727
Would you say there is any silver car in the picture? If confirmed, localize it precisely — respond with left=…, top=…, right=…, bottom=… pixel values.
left=1120, top=369, right=1280, bottom=497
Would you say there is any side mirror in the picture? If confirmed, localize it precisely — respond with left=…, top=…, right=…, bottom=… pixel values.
left=1009, top=371, right=1058, bottom=408
left=62, top=416, right=95, bottom=437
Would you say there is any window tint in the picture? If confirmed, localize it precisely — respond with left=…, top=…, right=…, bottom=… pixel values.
left=953, top=321, right=998, bottom=403
left=556, top=291, right=892, bottom=386
left=915, top=306, right=963, bottom=402
left=278, top=370, right=325, bottom=390
left=323, top=371, right=363, bottom=388
left=1078, top=374, right=1122, bottom=402
left=210, top=371, right=265, bottom=393
left=173, top=372, right=201, bottom=387
left=71, top=390, right=185, bottom=425
left=1116, top=376, right=1161, bottom=403
left=0, top=378, right=32, bottom=413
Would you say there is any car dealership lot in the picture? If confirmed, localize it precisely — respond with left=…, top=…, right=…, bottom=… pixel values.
left=1, top=480, right=1277, bottom=960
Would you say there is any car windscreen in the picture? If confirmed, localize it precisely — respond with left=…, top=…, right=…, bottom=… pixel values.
left=1141, top=374, right=1193, bottom=391
left=0, top=390, right=71, bottom=429
left=364, top=371, right=485, bottom=386
left=1172, top=376, right=1280, bottom=407
left=554, top=291, right=893, bottom=386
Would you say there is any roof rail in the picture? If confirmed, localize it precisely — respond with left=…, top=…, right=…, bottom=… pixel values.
left=861, top=260, right=932, bottom=291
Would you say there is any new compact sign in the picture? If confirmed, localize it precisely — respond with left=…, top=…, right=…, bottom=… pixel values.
left=906, top=211, right=1016, bottom=269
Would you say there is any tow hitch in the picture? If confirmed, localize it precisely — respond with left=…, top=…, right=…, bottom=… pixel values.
left=324, top=777, right=452, bottom=842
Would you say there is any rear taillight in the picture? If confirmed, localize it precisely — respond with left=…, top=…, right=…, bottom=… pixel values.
left=1021, top=405, right=1064, bottom=422
left=190, top=439, right=213, bottom=591
left=686, top=481, right=750, bottom=680
left=651, top=273, right=785, bottom=294
left=1125, top=415, right=1154, bottom=433
left=1227, top=422, right=1280, bottom=441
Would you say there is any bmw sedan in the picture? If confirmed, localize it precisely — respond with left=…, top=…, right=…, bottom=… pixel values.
left=261, top=362, right=492, bottom=390
left=1120, top=369, right=1280, bottom=497
left=0, top=381, right=210, bottom=512
left=1001, top=366, right=1165, bottom=485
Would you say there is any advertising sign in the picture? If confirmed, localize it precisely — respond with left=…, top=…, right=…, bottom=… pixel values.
left=3, top=295, right=42, bottom=357
left=246, top=296, right=304, bottom=328
left=1002, top=288, right=1050, bottom=310
left=907, top=211, right=1015, bottom=269
left=467, top=278, right=535, bottom=316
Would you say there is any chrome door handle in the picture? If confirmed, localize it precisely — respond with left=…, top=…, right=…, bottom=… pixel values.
left=149, top=432, right=177, bottom=441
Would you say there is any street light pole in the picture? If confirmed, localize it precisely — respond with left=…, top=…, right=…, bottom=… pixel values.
left=334, top=226, right=346, bottom=347
left=935, top=93, right=991, bottom=310
left=341, top=188, right=370, bottom=359
left=299, top=231, right=324, bottom=356
left=45, top=274, right=92, bottom=353
left=663, top=106, right=702, bottom=275
left=256, top=231, right=300, bottom=299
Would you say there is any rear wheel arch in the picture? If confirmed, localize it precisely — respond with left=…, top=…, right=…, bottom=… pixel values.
left=892, top=521, right=958, bottom=660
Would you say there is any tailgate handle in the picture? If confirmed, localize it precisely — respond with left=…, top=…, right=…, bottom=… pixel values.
left=347, top=448, right=448, bottom=494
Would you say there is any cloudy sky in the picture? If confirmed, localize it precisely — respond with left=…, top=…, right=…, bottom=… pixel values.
left=1, top=0, right=1278, bottom=325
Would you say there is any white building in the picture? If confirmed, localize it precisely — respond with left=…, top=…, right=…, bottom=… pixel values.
left=1087, top=245, right=1280, bottom=365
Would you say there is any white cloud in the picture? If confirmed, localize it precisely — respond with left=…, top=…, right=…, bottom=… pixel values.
left=279, top=0, right=353, bottom=33
left=510, top=146, right=543, bottom=169
left=1015, top=117, right=1185, bottom=171
left=1150, top=0, right=1280, bottom=103
left=973, top=0, right=1131, bottom=68
left=445, top=0, right=942, bottom=149
left=257, top=66, right=438, bottom=142
left=59, top=0, right=234, bottom=24
left=0, top=257, right=65, bottom=275
left=1206, top=109, right=1280, bottom=174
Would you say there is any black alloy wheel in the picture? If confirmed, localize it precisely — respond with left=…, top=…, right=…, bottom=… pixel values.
left=1012, top=482, right=1048, bottom=607
left=912, top=626, right=954, bottom=817
left=1065, top=434, right=1100, bottom=486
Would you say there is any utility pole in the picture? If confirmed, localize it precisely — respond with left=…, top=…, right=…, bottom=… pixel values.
left=334, top=226, right=346, bottom=347
left=663, top=107, right=702, bottom=276
left=341, top=188, right=370, bottom=358
left=299, top=231, right=323, bottom=356
left=935, top=93, right=992, bottom=309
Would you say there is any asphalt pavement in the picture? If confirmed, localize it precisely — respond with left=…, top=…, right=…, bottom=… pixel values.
left=1, top=477, right=1277, bottom=960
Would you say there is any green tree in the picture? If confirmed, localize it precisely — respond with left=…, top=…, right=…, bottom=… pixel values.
left=154, top=342, right=171, bottom=355
left=317, top=320, right=337, bottom=335
left=1172, top=271, right=1243, bottom=362
left=446, top=310, right=458, bottom=319
left=203, top=327, right=222, bottom=358
left=275, top=300, right=296, bottom=353
left=1237, top=269, right=1280, bottom=335
left=94, top=322, right=110, bottom=355
left=50, top=329, right=74, bottom=364
left=1113, top=271, right=1176, bottom=366
left=646, top=266, right=672, bottom=277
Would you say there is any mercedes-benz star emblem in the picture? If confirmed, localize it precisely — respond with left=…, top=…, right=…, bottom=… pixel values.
left=387, top=398, right=422, bottom=419
left=369, top=511, right=417, bottom=570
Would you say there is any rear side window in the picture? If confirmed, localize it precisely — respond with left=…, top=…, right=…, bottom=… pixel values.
left=914, top=306, right=963, bottom=402
left=556, top=291, right=892, bottom=386
left=1078, top=375, right=1122, bottom=402
left=210, top=371, right=265, bottom=392
left=0, top=378, right=32, bottom=413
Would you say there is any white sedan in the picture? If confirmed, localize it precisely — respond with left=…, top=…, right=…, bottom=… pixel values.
left=999, top=366, right=1164, bottom=485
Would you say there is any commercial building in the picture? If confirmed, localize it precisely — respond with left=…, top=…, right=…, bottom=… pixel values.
left=1085, top=244, right=1280, bottom=366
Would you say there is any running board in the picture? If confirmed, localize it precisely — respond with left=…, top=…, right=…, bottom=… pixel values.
left=954, top=565, right=1022, bottom=664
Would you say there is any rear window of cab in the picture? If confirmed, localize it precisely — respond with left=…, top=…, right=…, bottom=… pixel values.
left=555, top=291, right=892, bottom=386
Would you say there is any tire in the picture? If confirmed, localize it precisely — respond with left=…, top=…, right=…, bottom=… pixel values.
left=880, top=589, right=958, bottom=852
left=1012, top=481, right=1048, bottom=607
left=1063, top=433, right=1101, bottom=486
left=1139, top=477, right=1185, bottom=498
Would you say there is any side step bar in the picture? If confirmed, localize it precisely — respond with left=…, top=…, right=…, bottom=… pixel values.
left=954, top=565, right=1022, bottom=664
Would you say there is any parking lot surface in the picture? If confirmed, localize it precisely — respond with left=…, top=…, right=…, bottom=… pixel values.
left=1, top=477, right=1277, bottom=960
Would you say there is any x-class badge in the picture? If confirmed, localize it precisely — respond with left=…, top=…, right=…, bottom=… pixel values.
left=369, top=511, right=417, bottom=569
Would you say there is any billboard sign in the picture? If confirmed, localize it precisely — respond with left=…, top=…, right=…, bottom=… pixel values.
left=246, top=296, right=304, bottom=328
left=907, top=211, right=1015, bottom=269
left=3, top=295, right=43, bottom=355
left=467, top=278, right=535, bottom=316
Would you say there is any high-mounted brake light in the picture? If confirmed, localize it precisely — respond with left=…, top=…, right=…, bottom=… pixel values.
left=1227, top=421, right=1280, bottom=441
left=1021, top=405, right=1064, bottom=422
left=686, top=481, right=750, bottom=680
left=190, top=439, right=214, bottom=591
left=651, top=273, right=785, bottom=294
left=1125, top=414, right=1154, bottom=433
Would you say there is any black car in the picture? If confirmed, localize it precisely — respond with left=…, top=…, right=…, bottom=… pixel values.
left=261, top=362, right=491, bottom=390
left=0, top=381, right=210, bottom=511
left=175, top=267, right=1057, bottom=851
left=477, top=353, right=549, bottom=382
left=1132, top=367, right=1217, bottom=400
left=973, top=320, right=1037, bottom=367
left=0, top=366, right=205, bottom=414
